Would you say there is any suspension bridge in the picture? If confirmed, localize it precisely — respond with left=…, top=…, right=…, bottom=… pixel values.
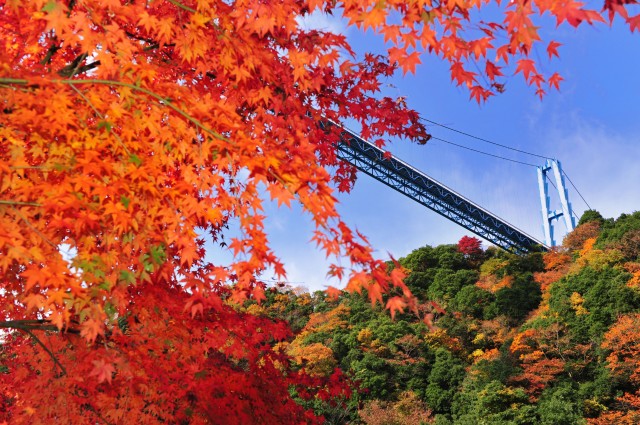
left=322, top=120, right=587, bottom=255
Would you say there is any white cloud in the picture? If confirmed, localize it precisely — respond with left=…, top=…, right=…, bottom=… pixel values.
left=543, top=117, right=640, bottom=221
left=296, top=11, right=347, bottom=35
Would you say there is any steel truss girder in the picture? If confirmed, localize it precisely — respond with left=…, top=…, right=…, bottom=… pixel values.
left=333, top=127, right=547, bottom=254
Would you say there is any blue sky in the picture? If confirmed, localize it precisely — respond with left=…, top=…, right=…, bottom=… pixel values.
left=231, top=13, right=640, bottom=292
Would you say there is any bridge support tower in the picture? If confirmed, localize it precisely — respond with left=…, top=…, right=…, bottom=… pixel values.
left=537, top=159, right=576, bottom=247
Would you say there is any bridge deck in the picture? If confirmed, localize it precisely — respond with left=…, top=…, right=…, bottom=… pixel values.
left=328, top=122, right=548, bottom=254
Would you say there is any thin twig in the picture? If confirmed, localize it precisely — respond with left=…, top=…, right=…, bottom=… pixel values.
left=69, top=83, right=131, bottom=155
left=10, top=205, right=58, bottom=248
left=0, top=77, right=232, bottom=144
left=0, top=78, right=30, bottom=84
left=165, top=0, right=197, bottom=13
left=85, top=404, right=115, bottom=425
left=10, top=166, right=49, bottom=170
left=22, top=328, right=67, bottom=376
left=67, top=80, right=232, bottom=145
left=0, top=200, right=42, bottom=206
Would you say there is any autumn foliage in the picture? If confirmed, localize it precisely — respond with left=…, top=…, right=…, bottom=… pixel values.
left=457, top=236, right=482, bottom=257
left=590, top=313, right=640, bottom=424
left=1, top=285, right=334, bottom=424
left=1, top=0, right=639, bottom=422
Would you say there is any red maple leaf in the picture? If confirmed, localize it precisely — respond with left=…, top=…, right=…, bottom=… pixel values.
left=547, top=41, right=561, bottom=59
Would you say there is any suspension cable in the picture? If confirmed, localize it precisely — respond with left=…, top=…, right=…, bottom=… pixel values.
left=422, top=118, right=553, bottom=160
left=430, top=136, right=539, bottom=167
left=561, top=170, right=592, bottom=210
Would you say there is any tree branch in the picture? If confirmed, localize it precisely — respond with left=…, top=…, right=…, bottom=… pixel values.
left=0, top=200, right=42, bottom=207
left=85, top=404, right=115, bottom=425
left=68, top=83, right=131, bottom=155
left=67, top=79, right=232, bottom=144
left=165, top=0, right=197, bottom=13
left=10, top=205, right=58, bottom=248
left=0, top=319, right=56, bottom=331
left=21, top=328, right=67, bottom=376
left=57, top=53, right=101, bottom=78
left=40, top=43, right=61, bottom=65
left=0, top=319, right=79, bottom=333
left=0, top=77, right=232, bottom=145
left=57, top=53, right=88, bottom=77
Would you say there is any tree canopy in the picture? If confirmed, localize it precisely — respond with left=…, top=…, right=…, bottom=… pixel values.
left=1, top=0, right=638, bottom=423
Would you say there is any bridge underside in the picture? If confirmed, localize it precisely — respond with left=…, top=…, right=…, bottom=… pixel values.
left=328, top=123, right=547, bottom=255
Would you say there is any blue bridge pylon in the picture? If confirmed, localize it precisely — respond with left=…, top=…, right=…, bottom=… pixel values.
left=537, top=159, right=576, bottom=247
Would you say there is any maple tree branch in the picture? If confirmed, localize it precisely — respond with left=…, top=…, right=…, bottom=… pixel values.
left=123, top=31, right=178, bottom=51
left=68, top=84, right=132, bottom=155
left=9, top=205, right=58, bottom=249
left=143, top=43, right=161, bottom=51
left=40, top=43, right=61, bottom=65
left=0, top=200, right=42, bottom=206
left=165, top=0, right=197, bottom=13
left=0, top=78, right=232, bottom=144
left=21, top=328, right=68, bottom=376
left=0, top=320, right=61, bottom=332
left=63, top=80, right=232, bottom=144
left=64, top=60, right=101, bottom=77
left=124, top=31, right=157, bottom=45
left=125, top=31, right=161, bottom=51
left=85, top=404, right=115, bottom=425
left=57, top=53, right=88, bottom=78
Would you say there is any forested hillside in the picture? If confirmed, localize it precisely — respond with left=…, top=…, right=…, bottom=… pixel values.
left=251, top=210, right=640, bottom=424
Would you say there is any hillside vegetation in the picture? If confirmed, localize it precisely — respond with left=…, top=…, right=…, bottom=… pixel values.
left=248, top=210, right=640, bottom=424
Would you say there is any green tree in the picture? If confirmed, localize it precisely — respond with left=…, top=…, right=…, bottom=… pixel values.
left=453, top=380, right=536, bottom=425
left=485, top=273, right=541, bottom=323
left=425, top=348, right=466, bottom=414
left=548, top=266, right=640, bottom=343
left=597, top=211, right=640, bottom=248
left=578, top=210, right=605, bottom=226
left=537, top=382, right=586, bottom=425
left=451, top=285, right=494, bottom=318
left=428, top=269, right=479, bottom=305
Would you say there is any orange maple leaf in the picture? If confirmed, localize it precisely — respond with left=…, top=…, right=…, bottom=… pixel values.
left=515, top=59, right=537, bottom=82
left=90, top=359, right=115, bottom=385
left=485, top=61, right=503, bottom=80
left=386, top=296, right=406, bottom=320
left=325, top=285, right=342, bottom=301
left=80, top=318, right=105, bottom=343
left=548, top=72, right=563, bottom=90
left=398, top=51, right=421, bottom=75
left=547, top=41, right=561, bottom=59
left=267, top=183, right=294, bottom=208
left=362, top=6, right=387, bottom=30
